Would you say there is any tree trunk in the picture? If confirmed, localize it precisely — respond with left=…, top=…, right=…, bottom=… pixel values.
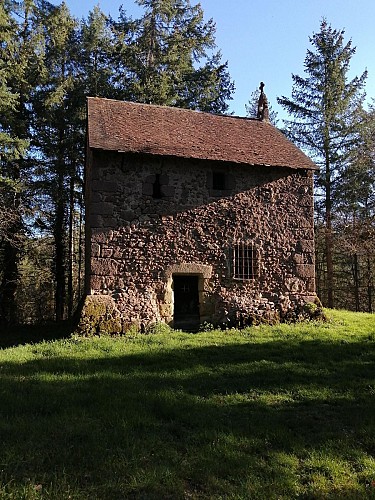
left=67, top=175, right=74, bottom=318
left=367, top=255, right=373, bottom=313
left=54, top=168, right=66, bottom=322
left=0, top=162, right=23, bottom=325
left=77, top=191, right=84, bottom=300
left=352, top=253, right=360, bottom=312
left=0, top=239, right=19, bottom=325
left=325, top=152, right=334, bottom=309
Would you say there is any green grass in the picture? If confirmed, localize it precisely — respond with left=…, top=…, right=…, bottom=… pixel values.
left=1, top=310, right=375, bottom=499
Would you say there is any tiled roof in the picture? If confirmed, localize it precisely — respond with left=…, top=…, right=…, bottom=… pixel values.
left=87, top=97, right=317, bottom=171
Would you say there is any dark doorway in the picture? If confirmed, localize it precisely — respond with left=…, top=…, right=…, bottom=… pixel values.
left=173, top=275, right=200, bottom=331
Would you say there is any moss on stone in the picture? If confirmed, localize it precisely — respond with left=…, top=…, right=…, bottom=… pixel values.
left=99, top=318, right=122, bottom=334
left=76, top=295, right=123, bottom=336
left=301, top=296, right=327, bottom=321
left=83, top=298, right=107, bottom=318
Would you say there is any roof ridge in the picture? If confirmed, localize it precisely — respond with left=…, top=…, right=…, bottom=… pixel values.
left=86, top=96, right=261, bottom=124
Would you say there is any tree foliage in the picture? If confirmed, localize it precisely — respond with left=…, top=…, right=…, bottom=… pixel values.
left=332, top=106, right=375, bottom=311
left=0, top=0, right=39, bottom=324
left=110, top=0, right=233, bottom=112
left=278, top=19, right=371, bottom=310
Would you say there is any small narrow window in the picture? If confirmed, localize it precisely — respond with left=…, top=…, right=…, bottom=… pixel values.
left=232, top=242, right=258, bottom=280
left=212, top=171, right=226, bottom=190
left=152, top=173, right=163, bottom=199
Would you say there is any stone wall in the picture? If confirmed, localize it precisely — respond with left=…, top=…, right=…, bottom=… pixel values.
left=85, top=150, right=317, bottom=329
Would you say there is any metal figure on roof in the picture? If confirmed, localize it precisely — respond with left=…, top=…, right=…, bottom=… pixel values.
left=257, top=82, right=270, bottom=122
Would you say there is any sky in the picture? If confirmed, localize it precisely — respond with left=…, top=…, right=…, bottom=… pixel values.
left=52, top=0, right=375, bottom=120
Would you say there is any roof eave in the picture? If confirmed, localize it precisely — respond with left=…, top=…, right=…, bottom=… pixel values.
left=88, top=145, right=319, bottom=171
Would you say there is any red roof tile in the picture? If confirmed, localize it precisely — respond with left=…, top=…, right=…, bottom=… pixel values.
left=87, top=97, right=317, bottom=171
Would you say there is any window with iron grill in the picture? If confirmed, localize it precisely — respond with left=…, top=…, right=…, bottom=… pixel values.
left=232, top=242, right=258, bottom=280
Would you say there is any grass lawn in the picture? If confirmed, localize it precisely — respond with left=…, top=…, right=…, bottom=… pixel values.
left=1, top=310, right=375, bottom=499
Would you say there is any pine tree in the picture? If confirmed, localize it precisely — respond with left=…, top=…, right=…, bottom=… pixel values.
left=0, top=3, right=28, bottom=170
left=79, top=5, right=116, bottom=98
left=277, top=19, right=367, bottom=308
left=0, top=0, right=40, bottom=324
left=111, top=0, right=234, bottom=112
left=32, top=1, right=82, bottom=321
left=0, top=64, right=28, bottom=324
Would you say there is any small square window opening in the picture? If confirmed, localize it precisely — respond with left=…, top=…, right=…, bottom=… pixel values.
left=212, top=172, right=226, bottom=190
left=152, top=173, right=163, bottom=199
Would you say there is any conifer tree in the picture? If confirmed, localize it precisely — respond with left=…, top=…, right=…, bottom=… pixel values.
left=32, top=2, right=81, bottom=321
left=79, top=5, right=116, bottom=98
left=111, top=0, right=234, bottom=112
left=0, top=0, right=41, bottom=324
left=277, top=19, right=367, bottom=308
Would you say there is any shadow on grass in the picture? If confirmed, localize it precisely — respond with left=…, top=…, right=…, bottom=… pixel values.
left=0, top=321, right=73, bottom=349
left=1, top=338, right=375, bottom=498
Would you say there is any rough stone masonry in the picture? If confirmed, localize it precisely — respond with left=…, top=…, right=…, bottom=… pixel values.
left=81, top=97, right=319, bottom=333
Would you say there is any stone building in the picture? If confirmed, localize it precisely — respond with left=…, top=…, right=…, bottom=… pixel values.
left=83, top=96, right=318, bottom=332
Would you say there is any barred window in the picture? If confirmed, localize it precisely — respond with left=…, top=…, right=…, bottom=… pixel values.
left=232, top=242, right=258, bottom=280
